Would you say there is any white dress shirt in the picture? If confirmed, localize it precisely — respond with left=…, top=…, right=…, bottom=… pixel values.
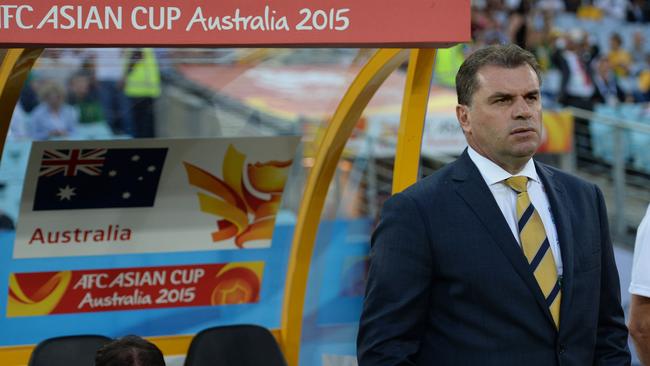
left=630, top=204, right=650, bottom=297
left=468, top=147, right=563, bottom=275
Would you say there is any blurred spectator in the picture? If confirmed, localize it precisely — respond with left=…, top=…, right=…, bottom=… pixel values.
left=592, top=58, right=627, bottom=105
left=563, top=0, right=582, bottom=13
left=627, top=0, right=650, bottom=23
left=471, top=1, right=508, bottom=47
left=32, top=49, right=86, bottom=89
left=553, top=29, right=596, bottom=158
left=593, top=0, right=627, bottom=20
left=19, top=73, right=39, bottom=113
left=95, top=335, right=165, bottom=366
left=7, top=103, right=29, bottom=140
left=607, top=33, right=632, bottom=77
left=434, top=44, right=465, bottom=87
left=29, top=81, right=79, bottom=140
left=67, top=71, right=105, bottom=124
left=582, top=33, right=601, bottom=61
left=537, top=0, right=565, bottom=12
left=503, top=0, right=521, bottom=10
left=554, top=29, right=596, bottom=107
left=507, top=0, right=533, bottom=49
left=124, top=48, right=161, bottom=138
left=631, top=31, right=648, bottom=70
left=88, top=48, right=133, bottom=135
left=635, top=53, right=650, bottom=102
left=528, top=10, right=556, bottom=71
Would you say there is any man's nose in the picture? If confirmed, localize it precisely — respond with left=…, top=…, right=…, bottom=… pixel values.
left=512, top=96, right=532, bottom=120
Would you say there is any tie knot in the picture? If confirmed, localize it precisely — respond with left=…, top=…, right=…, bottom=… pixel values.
left=505, top=176, right=528, bottom=193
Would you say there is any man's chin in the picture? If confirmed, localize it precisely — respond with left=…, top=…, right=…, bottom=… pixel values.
left=514, top=140, right=540, bottom=154
left=512, top=147, right=538, bottom=159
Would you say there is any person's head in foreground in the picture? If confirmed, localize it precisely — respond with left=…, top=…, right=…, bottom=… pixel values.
left=95, top=335, right=165, bottom=366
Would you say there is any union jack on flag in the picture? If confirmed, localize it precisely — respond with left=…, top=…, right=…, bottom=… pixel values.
left=39, top=149, right=106, bottom=177
left=33, top=147, right=168, bottom=211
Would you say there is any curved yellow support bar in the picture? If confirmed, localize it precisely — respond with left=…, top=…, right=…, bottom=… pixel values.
left=393, top=49, right=437, bottom=193
left=280, top=48, right=409, bottom=366
left=0, top=48, right=43, bottom=156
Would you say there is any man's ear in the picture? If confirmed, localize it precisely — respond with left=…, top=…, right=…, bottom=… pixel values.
left=456, top=104, right=471, bottom=134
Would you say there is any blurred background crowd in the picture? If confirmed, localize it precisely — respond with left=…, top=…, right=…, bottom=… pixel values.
left=9, top=0, right=650, bottom=151
left=10, top=48, right=161, bottom=140
left=470, top=0, right=650, bottom=106
left=11, top=6, right=650, bottom=127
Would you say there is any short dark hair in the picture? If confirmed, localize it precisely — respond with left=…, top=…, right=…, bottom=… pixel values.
left=455, top=44, right=542, bottom=105
left=95, top=335, right=165, bottom=366
left=610, top=32, right=623, bottom=46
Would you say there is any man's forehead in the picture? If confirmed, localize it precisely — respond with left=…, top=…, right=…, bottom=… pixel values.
left=475, top=64, right=540, bottom=93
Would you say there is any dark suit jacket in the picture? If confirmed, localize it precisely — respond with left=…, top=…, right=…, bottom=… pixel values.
left=357, top=151, right=630, bottom=366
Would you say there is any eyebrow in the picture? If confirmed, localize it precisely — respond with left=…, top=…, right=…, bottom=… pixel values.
left=487, top=89, right=540, bottom=101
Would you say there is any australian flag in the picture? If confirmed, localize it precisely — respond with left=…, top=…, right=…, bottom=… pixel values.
left=33, top=148, right=168, bottom=211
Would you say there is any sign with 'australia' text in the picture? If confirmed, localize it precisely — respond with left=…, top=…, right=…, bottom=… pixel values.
left=14, top=136, right=299, bottom=259
left=0, top=0, right=470, bottom=47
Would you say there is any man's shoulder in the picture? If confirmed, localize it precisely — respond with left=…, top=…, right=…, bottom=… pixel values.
left=399, top=157, right=461, bottom=199
left=536, top=160, right=599, bottom=193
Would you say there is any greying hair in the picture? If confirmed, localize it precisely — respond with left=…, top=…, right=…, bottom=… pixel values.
left=455, top=44, right=542, bottom=106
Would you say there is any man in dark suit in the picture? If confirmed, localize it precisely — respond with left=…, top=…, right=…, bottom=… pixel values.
left=357, top=44, right=630, bottom=365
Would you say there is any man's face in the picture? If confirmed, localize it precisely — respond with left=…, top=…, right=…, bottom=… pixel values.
left=45, top=91, right=64, bottom=110
left=456, top=64, right=542, bottom=173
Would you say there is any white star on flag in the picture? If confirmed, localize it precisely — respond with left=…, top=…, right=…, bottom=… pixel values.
left=56, top=185, right=76, bottom=201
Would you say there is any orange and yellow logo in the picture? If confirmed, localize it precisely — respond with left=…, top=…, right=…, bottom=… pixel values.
left=210, top=262, right=263, bottom=305
left=7, top=271, right=71, bottom=317
left=184, top=144, right=292, bottom=248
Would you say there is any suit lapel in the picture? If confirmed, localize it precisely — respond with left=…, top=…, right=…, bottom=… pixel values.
left=535, top=162, right=575, bottom=332
left=452, top=151, right=556, bottom=328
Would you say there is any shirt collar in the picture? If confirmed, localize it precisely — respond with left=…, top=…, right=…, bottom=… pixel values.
left=467, top=146, right=540, bottom=186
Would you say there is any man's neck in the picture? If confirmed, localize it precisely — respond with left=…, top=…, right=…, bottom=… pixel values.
left=468, top=145, right=530, bottom=175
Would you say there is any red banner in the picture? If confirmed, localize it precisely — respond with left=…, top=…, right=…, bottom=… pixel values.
left=0, top=0, right=470, bottom=47
left=7, top=262, right=263, bottom=317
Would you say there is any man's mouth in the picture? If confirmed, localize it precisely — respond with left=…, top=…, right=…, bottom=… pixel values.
left=510, top=127, right=535, bottom=135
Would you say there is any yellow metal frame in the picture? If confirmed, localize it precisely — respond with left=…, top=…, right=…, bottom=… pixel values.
left=280, top=48, right=436, bottom=366
left=393, top=49, right=436, bottom=193
left=0, top=48, right=43, bottom=155
left=0, top=47, right=438, bottom=365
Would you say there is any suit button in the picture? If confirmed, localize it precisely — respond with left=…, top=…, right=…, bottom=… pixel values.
left=558, top=344, right=566, bottom=355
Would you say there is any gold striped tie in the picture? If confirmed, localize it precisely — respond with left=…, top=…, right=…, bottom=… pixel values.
left=505, top=176, right=561, bottom=329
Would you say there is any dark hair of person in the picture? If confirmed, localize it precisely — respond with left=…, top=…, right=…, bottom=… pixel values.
left=455, top=44, right=542, bottom=106
left=95, top=335, right=165, bottom=366
left=610, top=32, right=623, bottom=46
